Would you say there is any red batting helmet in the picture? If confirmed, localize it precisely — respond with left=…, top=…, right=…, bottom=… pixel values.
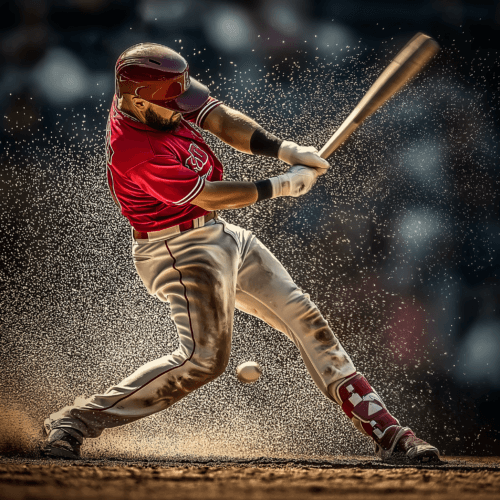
left=115, top=43, right=209, bottom=113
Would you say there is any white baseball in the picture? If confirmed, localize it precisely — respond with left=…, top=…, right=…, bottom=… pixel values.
left=236, top=361, right=262, bottom=384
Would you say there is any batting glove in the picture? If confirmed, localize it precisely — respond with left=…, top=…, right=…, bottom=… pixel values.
left=278, top=140, right=330, bottom=175
left=270, top=164, right=319, bottom=198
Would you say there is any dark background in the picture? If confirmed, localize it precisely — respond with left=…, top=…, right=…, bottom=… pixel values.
left=1, top=0, right=499, bottom=458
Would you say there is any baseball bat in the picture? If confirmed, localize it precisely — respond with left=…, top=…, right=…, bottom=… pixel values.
left=319, top=32, right=440, bottom=159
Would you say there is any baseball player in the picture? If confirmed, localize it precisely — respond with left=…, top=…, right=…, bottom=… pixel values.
left=42, top=43, right=439, bottom=462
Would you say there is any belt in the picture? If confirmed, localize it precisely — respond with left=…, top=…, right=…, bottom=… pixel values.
left=133, top=211, right=217, bottom=242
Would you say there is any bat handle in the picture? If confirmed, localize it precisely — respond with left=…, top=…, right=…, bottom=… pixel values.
left=319, top=119, right=361, bottom=159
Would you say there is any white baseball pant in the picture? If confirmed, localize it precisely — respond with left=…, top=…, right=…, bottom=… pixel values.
left=46, top=218, right=356, bottom=438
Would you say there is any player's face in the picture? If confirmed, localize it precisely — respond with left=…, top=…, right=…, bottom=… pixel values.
left=143, top=102, right=182, bottom=132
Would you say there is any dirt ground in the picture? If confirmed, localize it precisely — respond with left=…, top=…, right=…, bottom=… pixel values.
left=1, top=455, right=499, bottom=500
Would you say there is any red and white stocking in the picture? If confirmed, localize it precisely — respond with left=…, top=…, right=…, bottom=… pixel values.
left=332, top=372, right=412, bottom=458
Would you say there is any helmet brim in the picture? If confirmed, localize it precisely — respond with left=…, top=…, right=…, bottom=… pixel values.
left=160, top=77, right=210, bottom=114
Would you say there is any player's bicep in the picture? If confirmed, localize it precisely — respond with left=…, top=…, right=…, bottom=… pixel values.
left=203, top=105, right=259, bottom=154
left=201, top=104, right=227, bottom=134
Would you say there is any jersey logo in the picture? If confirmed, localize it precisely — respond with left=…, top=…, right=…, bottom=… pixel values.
left=185, top=142, right=208, bottom=173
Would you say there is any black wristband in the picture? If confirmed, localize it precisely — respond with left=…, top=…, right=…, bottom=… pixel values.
left=254, top=179, right=273, bottom=202
left=249, top=128, right=283, bottom=158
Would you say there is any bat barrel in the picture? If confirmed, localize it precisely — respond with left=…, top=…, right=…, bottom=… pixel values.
left=353, top=34, right=439, bottom=124
left=319, top=33, right=440, bottom=160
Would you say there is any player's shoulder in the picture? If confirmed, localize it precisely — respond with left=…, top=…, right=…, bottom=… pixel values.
left=183, top=97, right=223, bottom=128
left=108, top=112, right=177, bottom=173
left=108, top=125, right=154, bottom=171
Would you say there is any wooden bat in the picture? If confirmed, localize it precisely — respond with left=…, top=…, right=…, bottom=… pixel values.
left=319, top=32, right=440, bottom=159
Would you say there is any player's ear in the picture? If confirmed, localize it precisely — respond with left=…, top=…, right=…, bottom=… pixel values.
left=131, top=97, right=148, bottom=110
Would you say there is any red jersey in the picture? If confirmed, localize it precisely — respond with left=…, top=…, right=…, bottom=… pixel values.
left=105, top=95, right=223, bottom=231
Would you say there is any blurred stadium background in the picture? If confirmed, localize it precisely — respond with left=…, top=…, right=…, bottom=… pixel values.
left=1, top=0, right=499, bottom=457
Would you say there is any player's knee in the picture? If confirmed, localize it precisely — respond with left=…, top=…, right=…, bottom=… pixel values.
left=203, top=347, right=231, bottom=380
left=299, top=301, right=327, bottom=328
left=192, top=342, right=231, bottom=382
left=297, top=301, right=339, bottom=344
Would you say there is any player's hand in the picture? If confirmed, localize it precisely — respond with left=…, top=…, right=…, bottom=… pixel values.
left=278, top=141, right=330, bottom=174
left=271, top=164, right=319, bottom=198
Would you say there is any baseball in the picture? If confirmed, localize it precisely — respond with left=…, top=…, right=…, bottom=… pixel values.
left=236, top=361, right=262, bottom=384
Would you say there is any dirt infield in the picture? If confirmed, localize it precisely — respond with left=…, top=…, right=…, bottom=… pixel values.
left=1, top=456, right=499, bottom=500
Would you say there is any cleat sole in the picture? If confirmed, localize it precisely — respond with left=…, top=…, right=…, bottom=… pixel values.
left=42, top=444, right=80, bottom=460
left=408, top=446, right=441, bottom=463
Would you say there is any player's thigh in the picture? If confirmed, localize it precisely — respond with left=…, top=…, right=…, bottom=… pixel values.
left=134, top=225, right=240, bottom=350
left=236, top=236, right=302, bottom=311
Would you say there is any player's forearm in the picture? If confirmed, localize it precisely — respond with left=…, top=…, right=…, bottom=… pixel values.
left=204, top=105, right=330, bottom=171
left=192, top=180, right=258, bottom=211
left=192, top=164, right=322, bottom=211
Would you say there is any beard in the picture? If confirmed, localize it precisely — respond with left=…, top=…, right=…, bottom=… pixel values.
left=144, top=107, right=182, bottom=132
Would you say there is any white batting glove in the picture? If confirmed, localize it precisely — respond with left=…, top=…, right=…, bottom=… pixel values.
left=269, top=164, right=319, bottom=198
left=278, top=140, right=330, bottom=175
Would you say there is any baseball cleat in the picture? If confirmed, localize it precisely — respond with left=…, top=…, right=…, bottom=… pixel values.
left=42, top=426, right=83, bottom=460
left=374, top=425, right=440, bottom=463
left=396, top=429, right=440, bottom=462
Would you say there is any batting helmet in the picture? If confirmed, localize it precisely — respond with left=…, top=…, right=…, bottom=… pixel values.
left=115, top=43, right=209, bottom=113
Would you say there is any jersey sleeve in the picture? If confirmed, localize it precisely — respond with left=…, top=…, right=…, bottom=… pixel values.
left=128, top=155, right=206, bottom=206
left=183, top=97, right=222, bottom=128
